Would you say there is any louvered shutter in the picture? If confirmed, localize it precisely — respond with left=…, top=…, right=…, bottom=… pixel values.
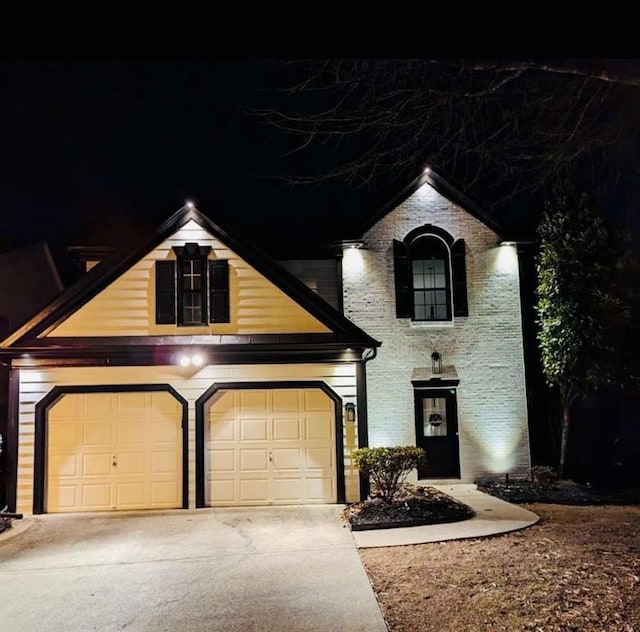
left=155, top=260, right=176, bottom=324
left=209, top=259, right=230, bottom=323
left=451, top=239, right=468, bottom=317
left=393, top=239, right=412, bottom=318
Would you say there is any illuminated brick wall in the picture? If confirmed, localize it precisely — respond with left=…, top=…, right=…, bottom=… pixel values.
left=342, top=182, right=531, bottom=482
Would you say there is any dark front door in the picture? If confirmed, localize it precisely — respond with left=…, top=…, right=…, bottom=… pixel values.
left=414, top=389, right=460, bottom=478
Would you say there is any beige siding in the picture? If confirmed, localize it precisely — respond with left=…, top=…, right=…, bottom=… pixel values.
left=16, top=362, right=360, bottom=514
left=45, top=220, right=330, bottom=337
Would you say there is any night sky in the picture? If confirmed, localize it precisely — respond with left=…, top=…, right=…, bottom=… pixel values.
left=0, top=59, right=391, bottom=259
left=1, top=59, right=639, bottom=261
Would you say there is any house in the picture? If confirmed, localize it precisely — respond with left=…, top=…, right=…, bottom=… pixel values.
left=339, top=169, right=531, bottom=482
left=1, top=206, right=379, bottom=514
left=0, top=169, right=531, bottom=515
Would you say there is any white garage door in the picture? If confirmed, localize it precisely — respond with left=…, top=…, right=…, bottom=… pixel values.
left=206, top=388, right=336, bottom=506
left=47, top=391, right=182, bottom=513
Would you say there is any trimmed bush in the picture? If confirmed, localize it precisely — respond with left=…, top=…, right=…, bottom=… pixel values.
left=352, top=446, right=426, bottom=503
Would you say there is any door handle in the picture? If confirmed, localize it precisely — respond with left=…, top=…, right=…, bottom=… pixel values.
left=268, top=451, right=273, bottom=463
left=112, top=455, right=118, bottom=467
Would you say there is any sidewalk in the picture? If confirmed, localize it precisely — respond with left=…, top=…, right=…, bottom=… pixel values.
left=352, top=483, right=539, bottom=548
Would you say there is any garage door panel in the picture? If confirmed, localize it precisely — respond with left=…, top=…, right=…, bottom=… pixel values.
left=115, top=482, right=146, bottom=507
left=48, top=424, right=79, bottom=448
left=48, top=453, right=78, bottom=477
left=272, top=448, right=301, bottom=470
left=117, top=421, right=150, bottom=445
left=272, top=390, right=300, bottom=412
left=305, top=447, right=333, bottom=470
left=305, top=418, right=333, bottom=440
left=150, top=481, right=180, bottom=505
left=209, top=415, right=235, bottom=442
left=304, top=390, right=333, bottom=412
left=306, top=478, right=334, bottom=501
left=82, top=453, right=112, bottom=476
left=209, top=480, right=236, bottom=502
left=206, top=388, right=336, bottom=506
left=82, top=483, right=111, bottom=508
left=209, top=449, right=235, bottom=472
left=152, top=420, right=181, bottom=443
left=240, top=449, right=268, bottom=471
left=240, top=479, right=269, bottom=502
left=51, top=485, right=78, bottom=510
left=47, top=391, right=182, bottom=513
left=240, top=418, right=268, bottom=441
left=83, top=393, right=115, bottom=416
left=272, top=418, right=301, bottom=441
left=239, top=390, right=268, bottom=413
left=151, top=451, right=179, bottom=474
left=117, top=452, right=147, bottom=475
left=271, top=478, right=303, bottom=501
left=83, top=422, right=113, bottom=447
left=151, top=392, right=182, bottom=414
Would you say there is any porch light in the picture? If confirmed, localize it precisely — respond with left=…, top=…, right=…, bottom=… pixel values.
left=345, top=402, right=356, bottom=422
left=431, top=351, right=442, bottom=374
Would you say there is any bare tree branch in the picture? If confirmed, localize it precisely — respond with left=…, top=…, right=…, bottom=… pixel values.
left=250, top=59, right=640, bottom=219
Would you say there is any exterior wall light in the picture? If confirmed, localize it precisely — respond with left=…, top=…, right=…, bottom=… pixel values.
left=431, top=351, right=442, bottom=374
left=178, top=353, right=205, bottom=367
left=345, top=402, right=356, bottom=422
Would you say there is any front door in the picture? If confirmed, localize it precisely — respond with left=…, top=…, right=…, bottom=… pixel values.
left=414, top=389, right=460, bottom=478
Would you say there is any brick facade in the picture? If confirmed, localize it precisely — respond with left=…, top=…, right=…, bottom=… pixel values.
left=342, top=182, right=531, bottom=482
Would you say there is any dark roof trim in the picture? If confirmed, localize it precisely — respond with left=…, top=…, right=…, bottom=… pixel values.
left=360, top=167, right=506, bottom=237
left=1, top=205, right=380, bottom=349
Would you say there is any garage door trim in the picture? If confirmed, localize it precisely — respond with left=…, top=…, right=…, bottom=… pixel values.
left=195, top=381, right=345, bottom=508
left=33, top=384, right=188, bottom=514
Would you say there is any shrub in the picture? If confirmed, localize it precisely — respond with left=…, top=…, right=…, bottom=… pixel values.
left=352, top=446, right=426, bottom=503
left=531, top=465, right=558, bottom=488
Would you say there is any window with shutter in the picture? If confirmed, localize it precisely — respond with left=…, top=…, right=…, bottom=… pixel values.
left=392, top=226, right=468, bottom=322
left=155, top=243, right=230, bottom=326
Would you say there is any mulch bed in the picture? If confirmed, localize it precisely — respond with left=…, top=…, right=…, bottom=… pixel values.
left=478, top=478, right=640, bottom=505
left=342, top=484, right=475, bottom=531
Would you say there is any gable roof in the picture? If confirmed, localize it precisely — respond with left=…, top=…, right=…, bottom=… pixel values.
left=1, top=205, right=380, bottom=351
left=360, top=167, right=506, bottom=237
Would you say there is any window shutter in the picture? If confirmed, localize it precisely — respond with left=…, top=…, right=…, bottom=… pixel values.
left=209, top=259, right=230, bottom=323
left=393, top=239, right=412, bottom=318
left=451, top=239, right=468, bottom=317
left=155, top=260, right=176, bottom=324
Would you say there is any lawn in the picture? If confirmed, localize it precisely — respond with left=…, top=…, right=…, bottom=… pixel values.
left=360, top=503, right=640, bottom=631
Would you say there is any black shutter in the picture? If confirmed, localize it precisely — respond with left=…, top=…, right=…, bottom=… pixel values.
left=451, top=239, right=468, bottom=317
left=393, top=239, right=412, bottom=318
left=209, top=259, right=230, bottom=323
left=155, top=260, right=176, bottom=324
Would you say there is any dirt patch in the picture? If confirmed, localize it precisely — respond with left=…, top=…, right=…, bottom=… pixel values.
left=342, top=484, right=474, bottom=531
left=361, top=504, right=640, bottom=631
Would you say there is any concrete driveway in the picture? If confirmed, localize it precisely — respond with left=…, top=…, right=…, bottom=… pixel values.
left=0, top=506, right=387, bottom=632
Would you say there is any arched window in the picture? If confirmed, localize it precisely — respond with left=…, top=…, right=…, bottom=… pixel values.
left=393, top=225, right=468, bottom=321
left=410, top=236, right=451, bottom=321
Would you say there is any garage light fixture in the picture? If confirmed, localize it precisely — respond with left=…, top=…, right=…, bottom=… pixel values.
left=178, top=353, right=205, bottom=368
